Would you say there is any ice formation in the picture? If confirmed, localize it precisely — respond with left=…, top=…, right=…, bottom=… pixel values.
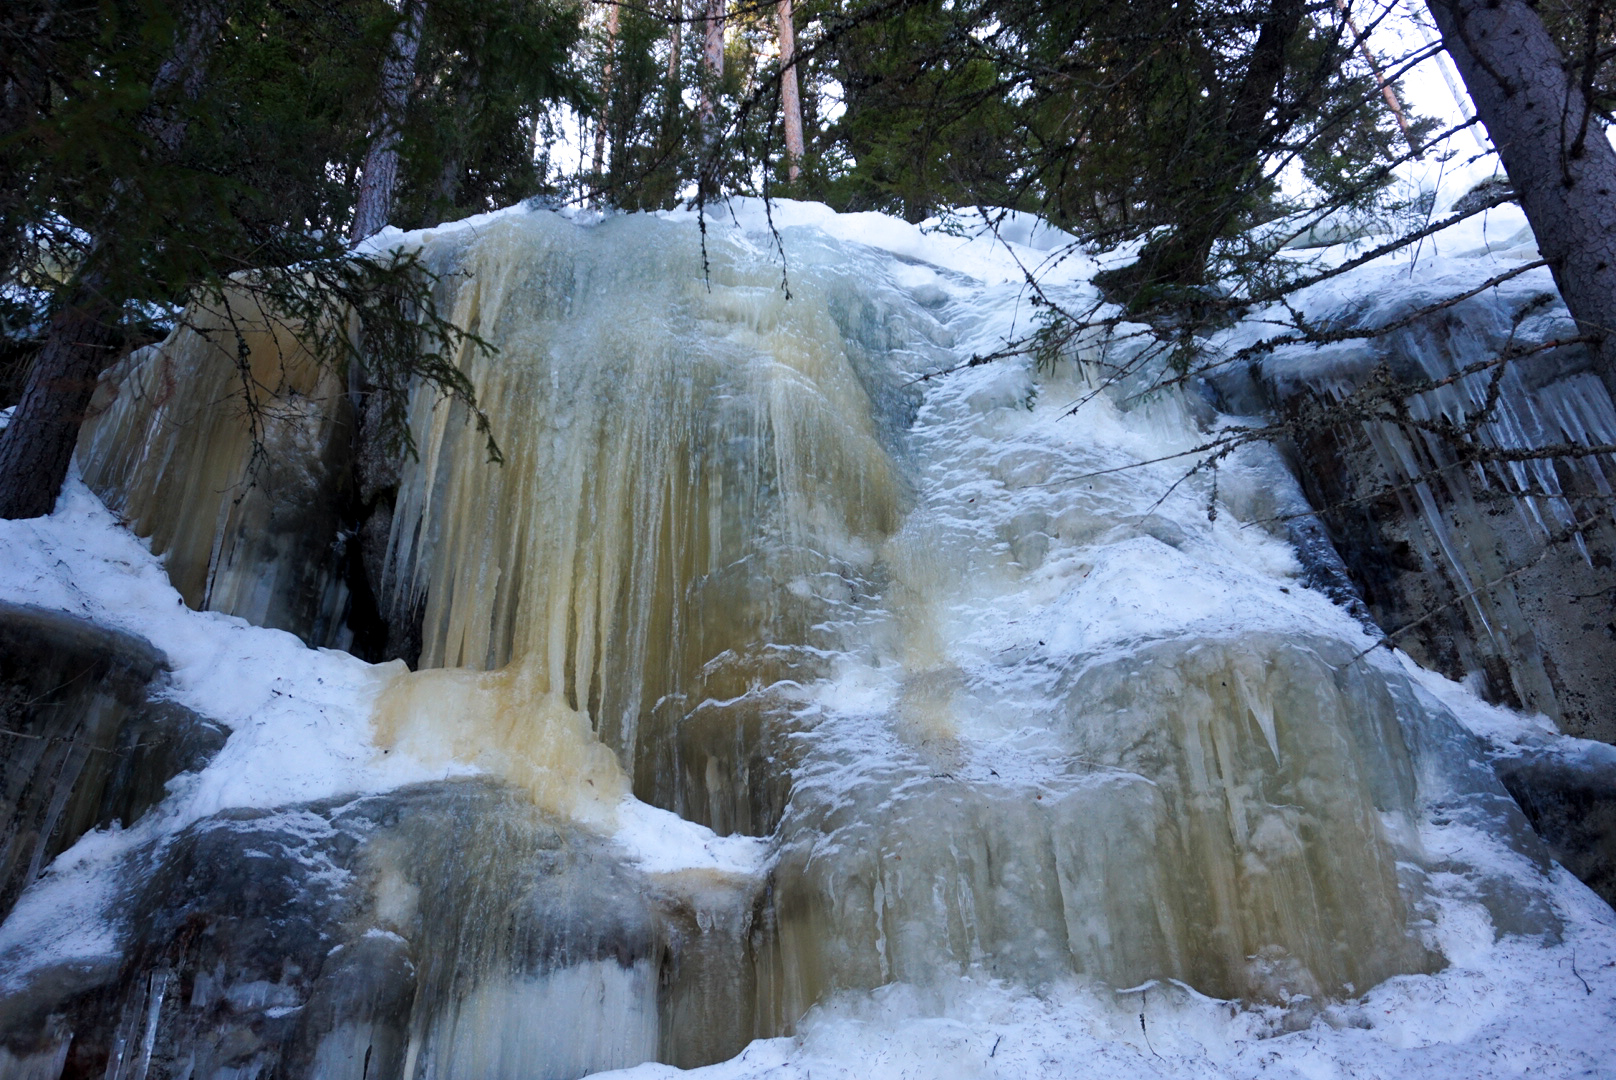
left=0, top=197, right=1611, bottom=1079
left=1219, top=199, right=1616, bottom=735
left=78, top=298, right=354, bottom=645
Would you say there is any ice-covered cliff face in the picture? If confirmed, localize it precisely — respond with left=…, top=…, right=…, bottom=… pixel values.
left=1213, top=201, right=1616, bottom=744
left=78, top=297, right=355, bottom=646
left=3, top=202, right=1611, bottom=1079
left=373, top=212, right=908, bottom=823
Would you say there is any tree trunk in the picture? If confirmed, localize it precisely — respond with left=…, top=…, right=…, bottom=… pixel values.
left=145, top=0, right=229, bottom=151
left=592, top=1, right=622, bottom=185
left=699, top=0, right=725, bottom=132
left=0, top=2, right=228, bottom=520
left=1333, top=0, right=1417, bottom=155
left=0, top=286, right=119, bottom=519
left=428, top=152, right=461, bottom=228
left=668, top=0, right=682, bottom=85
left=427, top=64, right=479, bottom=228
left=351, top=0, right=426, bottom=244
left=1426, top=0, right=1616, bottom=403
left=777, top=0, right=804, bottom=184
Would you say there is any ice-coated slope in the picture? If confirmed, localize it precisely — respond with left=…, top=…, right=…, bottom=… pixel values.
left=0, top=197, right=1612, bottom=1079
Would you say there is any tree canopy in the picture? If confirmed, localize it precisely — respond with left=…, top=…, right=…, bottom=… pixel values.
left=3, top=0, right=1615, bottom=522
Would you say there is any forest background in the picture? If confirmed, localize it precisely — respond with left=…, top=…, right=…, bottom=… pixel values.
left=2, top=0, right=1615, bottom=524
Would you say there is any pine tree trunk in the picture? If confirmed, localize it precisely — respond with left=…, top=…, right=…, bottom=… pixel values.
left=351, top=0, right=426, bottom=244
left=592, top=1, right=622, bottom=185
left=427, top=66, right=478, bottom=227
left=777, top=0, right=803, bottom=184
left=1426, top=0, right=1616, bottom=402
left=145, top=0, right=229, bottom=151
left=0, top=285, right=118, bottom=519
left=699, top=0, right=725, bottom=132
left=668, top=0, right=682, bottom=85
left=0, top=1, right=227, bottom=520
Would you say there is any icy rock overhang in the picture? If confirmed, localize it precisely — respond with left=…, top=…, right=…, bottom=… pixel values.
left=0, top=780, right=762, bottom=1077
left=1208, top=203, right=1616, bottom=744
left=77, top=293, right=355, bottom=648
left=0, top=601, right=224, bottom=925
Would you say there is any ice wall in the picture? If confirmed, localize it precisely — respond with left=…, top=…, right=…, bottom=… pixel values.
left=1247, top=241, right=1616, bottom=741
left=26, top=203, right=1579, bottom=1078
left=375, top=212, right=916, bottom=824
left=363, top=209, right=1537, bottom=1023
left=78, top=296, right=353, bottom=646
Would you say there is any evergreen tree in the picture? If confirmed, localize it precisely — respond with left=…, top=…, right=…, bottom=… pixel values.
left=0, top=0, right=582, bottom=519
left=809, top=0, right=1427, bottom=288
left=398, top=0, right=585, bottom=225
left=596, top=0, right=691, bottom=209
left=1428, top=0, right=1616, bottom=404
left=821, top=0, right=1022, bottom=222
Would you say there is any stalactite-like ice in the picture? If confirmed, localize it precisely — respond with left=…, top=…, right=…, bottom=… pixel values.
left=364, top=210, right=1551, bottom=1034
left=378, top=213, right=917, bottom=826
left=761, top=631, right=1441, bottom=1018
left=78, top=296, right=353, bottom=645
left=1236, top=219, right=1616, bottom=738
left=29, top=202, right=1589, bottom=1078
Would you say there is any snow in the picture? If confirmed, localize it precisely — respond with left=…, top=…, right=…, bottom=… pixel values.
left=615, top=798, right=770, bottom=878
left=589, top=881, right=1616, bottom=1080
left=355, top=194, right=1100, bottom=298
left=0, top=475, right=777, bottom=889
left=677, top=198, right=1102, bottom=289
left=0, top=470, right=769, bottom=986
left=3, top=182, right=1616, bottom=1075
left=0, top=473, right=441, bottom=822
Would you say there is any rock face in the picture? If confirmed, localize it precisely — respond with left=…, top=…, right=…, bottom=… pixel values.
left=1494, top=743, right=1616, bottom=909
left=0, top=599, right=764, bottom=1078
left=11, top=209, right=1609, bottom=1080
left=75, top=303, right=358, bottom=653
left=1210, top=276, right=1616, bottom=918
left=1226, top=284, right=1616, bottom=745
left=70, top=296, right=442, bottom=668
left=0, top=603, right=225, bottom=923
left=0, top=780, right=761, bottom=1080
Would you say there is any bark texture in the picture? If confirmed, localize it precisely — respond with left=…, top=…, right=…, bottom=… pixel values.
left=0, top=288, right=119, bottom=518
left=1427, top=0, right=1616, bottom=401
left=592, top=0, right=622, bottom=182
left=0, top=3, right=229, bottom=520
left=777, top=0, right=803, bottom=183
left=668, top=0, right=682, bottom=84
left=700, top=0, right=726, bottom=131
left=145, top=0, right=230, bottom=151
left=350, top=0, right=426, bottom=244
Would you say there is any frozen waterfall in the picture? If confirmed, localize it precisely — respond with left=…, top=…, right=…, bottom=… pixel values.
left=0, top=201, right=1610, bottom=1080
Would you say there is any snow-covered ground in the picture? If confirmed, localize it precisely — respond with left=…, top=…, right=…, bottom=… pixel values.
left=0, top=476, right=767, bottom=990
left=3, top=191, right=1615, bottom=1077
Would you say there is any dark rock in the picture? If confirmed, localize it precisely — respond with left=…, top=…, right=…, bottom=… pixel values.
left=1246, top=290, right=1616, bottom=745
left=0, top=603, right=224, bottom=923
left=1494, top=743, right=1616, bottom=909
left=95, top=702, right=228, bottom=836
left=354, top=394, right=404, bottom=510
left=1283, top=509, right=1379, bottom=633
left=339, top=391, right=427, bottom=668
left=0, top=780, right=763, bottom=1080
